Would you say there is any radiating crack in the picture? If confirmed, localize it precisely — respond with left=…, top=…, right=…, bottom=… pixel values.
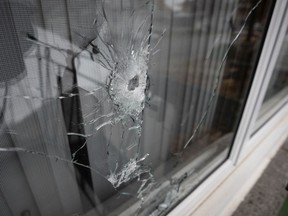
left=183, top=0, right=263, bottom=149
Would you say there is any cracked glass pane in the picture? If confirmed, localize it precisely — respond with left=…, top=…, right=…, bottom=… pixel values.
left=0, top=0, right=273, bottom=215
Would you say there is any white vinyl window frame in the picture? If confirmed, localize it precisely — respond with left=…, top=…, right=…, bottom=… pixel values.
left=169, top=0, right=288, bottom=215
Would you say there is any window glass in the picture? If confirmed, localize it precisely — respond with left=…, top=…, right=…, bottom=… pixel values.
left=256, top=29, right=288, bottom=129
left=0, top=0, right=273, bottom=215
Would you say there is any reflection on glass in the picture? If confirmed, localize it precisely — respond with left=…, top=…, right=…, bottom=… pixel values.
left=0, top=0, right=273, bottom=215
left=256, top=30, right=288, bottom=128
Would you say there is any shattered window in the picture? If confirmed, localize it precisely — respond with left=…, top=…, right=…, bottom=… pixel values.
left=0, top=0, right=273, bottom=215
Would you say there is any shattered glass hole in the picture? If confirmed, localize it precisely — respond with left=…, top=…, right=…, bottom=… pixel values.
left=128, top=75, right=139, bottom=91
